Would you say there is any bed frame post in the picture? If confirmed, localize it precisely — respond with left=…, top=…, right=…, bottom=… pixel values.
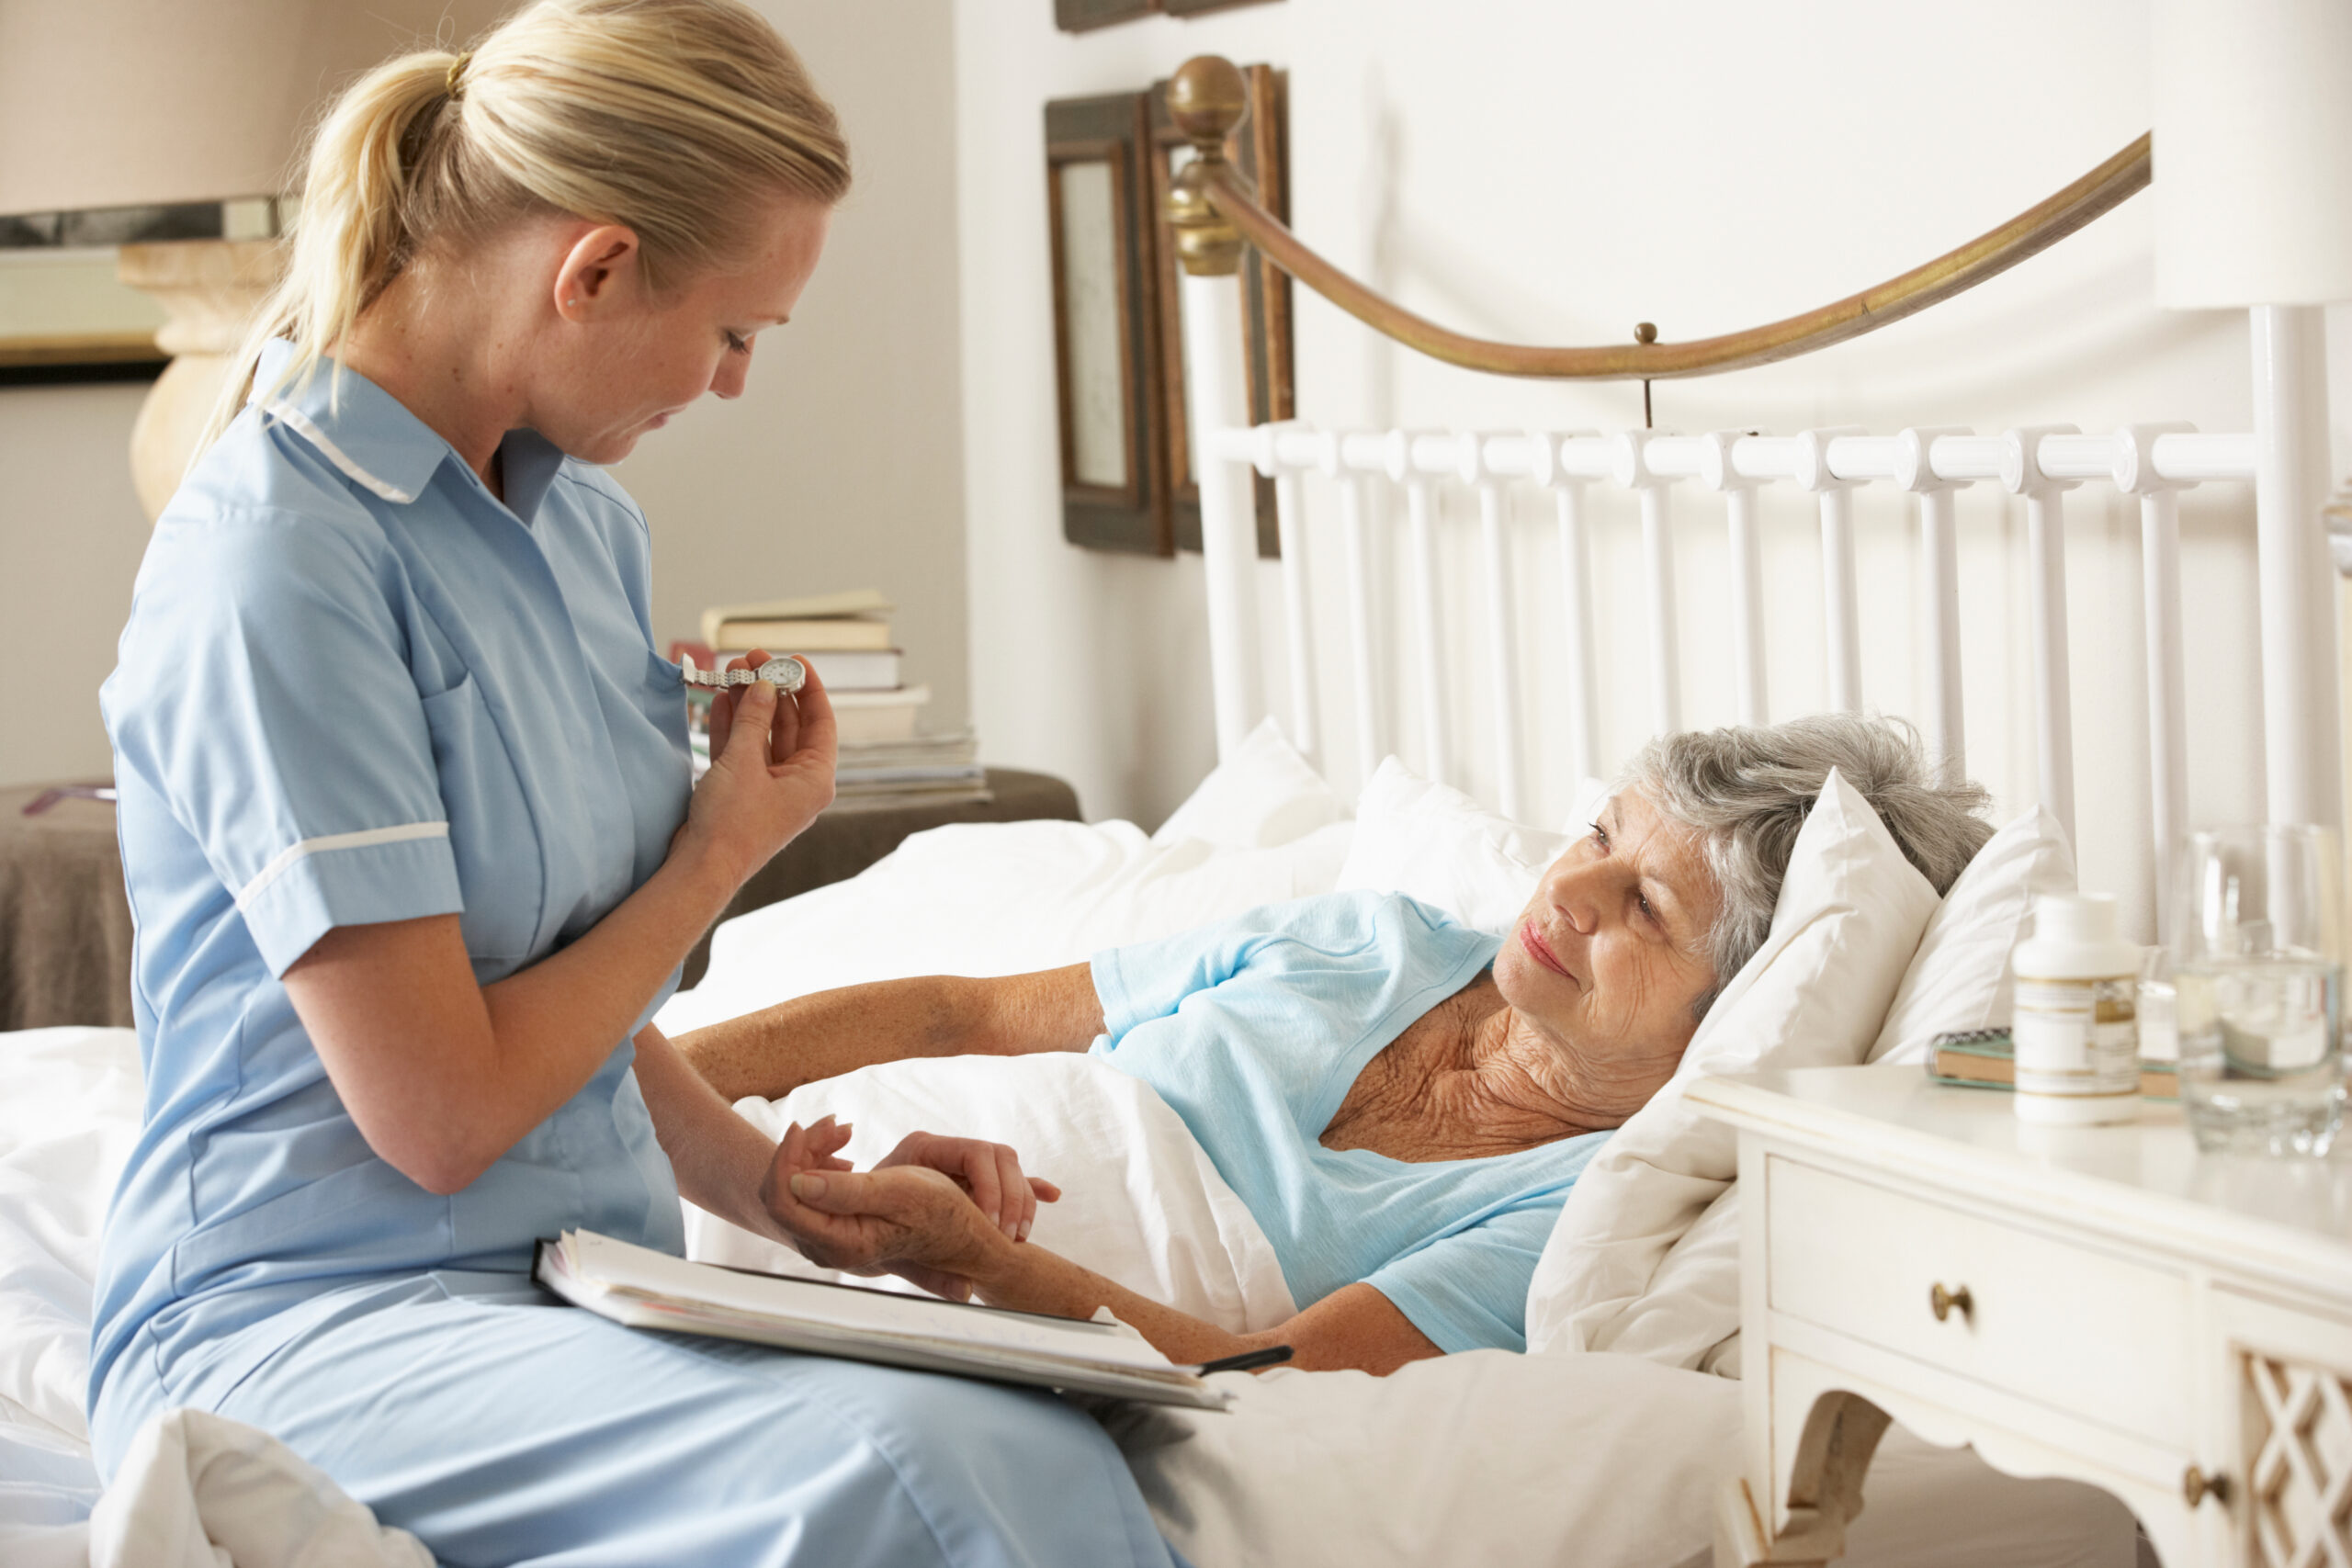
left=2004, top=426, right=2083, bottom=849
left=1463, top=433, right=1527, bottom=819
left=1167, top=59, right=1264, bottom=765
left=1395, top=434, right=1451, bottom=786
left=1333, top=459, right=1385, bottom=787
left=1895, top=429, right=1973, bottom=792
left=1794, top=429, right=1866, bottom=716
left=1256, top=423, right=1320, bottom=769
left=2118, top=424, right=2195, bottom=938
left=2249, top=305, right=2344, bottom=834
left=1533, top=433, right=1602, bottom=785
left=1702, top=432, right=1770, bottom=728
left=1615, top=429, right=1683, bottom=736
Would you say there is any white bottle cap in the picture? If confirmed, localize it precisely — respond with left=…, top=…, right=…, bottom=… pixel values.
left=2033, top=892, right=2120, bottom=944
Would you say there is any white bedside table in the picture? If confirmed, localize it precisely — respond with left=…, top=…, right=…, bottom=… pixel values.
left=1690, top=1066, right=2352, bottom=1568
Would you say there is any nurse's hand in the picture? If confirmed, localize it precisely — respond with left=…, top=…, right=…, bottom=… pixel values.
left=762, top=1120, right=1057, bottom=1300
left=684, top=648, right=837, bottom=886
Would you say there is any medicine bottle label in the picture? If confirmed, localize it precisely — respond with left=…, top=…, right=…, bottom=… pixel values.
left=2013, top=976, right=2138, bottom=1098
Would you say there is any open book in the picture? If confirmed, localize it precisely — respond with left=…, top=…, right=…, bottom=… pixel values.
left=535, top=1230, right=1230, bottom=1410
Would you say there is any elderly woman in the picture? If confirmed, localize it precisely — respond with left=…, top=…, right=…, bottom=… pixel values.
left=688, top=715, right=1991, bottom=1377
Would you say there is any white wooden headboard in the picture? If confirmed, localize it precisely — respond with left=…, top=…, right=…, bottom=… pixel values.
left=1162, top=61, right=2341, bottom=949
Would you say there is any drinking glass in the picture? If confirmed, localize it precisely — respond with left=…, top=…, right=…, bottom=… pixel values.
left=2171, top=825, right=2346, bottom=1156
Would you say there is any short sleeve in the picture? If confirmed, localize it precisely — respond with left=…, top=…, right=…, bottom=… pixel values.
left=105, top=508, right=462, bottom=976
left=1089, top=893, right=1398, bottom=1043
left=1364, top=1200, right=1564, bottom=1355
left=1091, top=909, right=1264, bottom=1043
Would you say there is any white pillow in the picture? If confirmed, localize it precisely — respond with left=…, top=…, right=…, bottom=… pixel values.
left=1149, top=717, right=1350, bottom=851
left=1335, top=759, right=1570, bottom=932
left=1868, top=805, right=2075, bottom=1065
left=657, top=815, right=1351, bottom=1034
left=1582, top=1182, right=1746, bottom=1377
left=684, top=1054, right=1297, bottom=1335
left=1525, top=769, right=1939, bottom=1360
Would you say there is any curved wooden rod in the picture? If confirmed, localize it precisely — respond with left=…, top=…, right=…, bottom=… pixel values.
left=1182, top=93, right=2148, bottom=381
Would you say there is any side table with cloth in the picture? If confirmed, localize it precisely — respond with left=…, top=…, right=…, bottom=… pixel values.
left=0, top=771, right=1080, bottom=1028
left=0, top=784, right=134, bottom=1031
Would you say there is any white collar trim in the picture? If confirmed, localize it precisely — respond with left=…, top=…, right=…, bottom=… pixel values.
left=262, top=400, right=417, bottom=504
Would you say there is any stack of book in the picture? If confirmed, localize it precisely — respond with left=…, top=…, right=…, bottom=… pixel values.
left=698, top=590, right=930, bottom=746
left=677, top=588, right=987, bottom=813
left=833, top=732, right=989, bottom=813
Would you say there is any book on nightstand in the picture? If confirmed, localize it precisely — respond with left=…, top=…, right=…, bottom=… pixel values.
left=533, top=1228, right=1229, bottom=1408
left=831, top=733, right=989, bottom=811
left=701, top=589, right=895, bottom=653
left=1928, top=1028, right=2179, bottom=1100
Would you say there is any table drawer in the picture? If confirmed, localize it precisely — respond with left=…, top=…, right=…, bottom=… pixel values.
left=1766, top=1155, right=2193, bottom=1443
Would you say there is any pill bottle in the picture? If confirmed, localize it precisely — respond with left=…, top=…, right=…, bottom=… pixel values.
left=2011, top=893, right=2142, bottom=1125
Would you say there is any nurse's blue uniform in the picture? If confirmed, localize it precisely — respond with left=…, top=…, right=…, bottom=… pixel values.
left=90, top=344, right=1180, bottom=1568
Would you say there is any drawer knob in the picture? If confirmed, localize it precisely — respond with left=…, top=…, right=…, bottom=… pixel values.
left=2183, top=1466, right=2230, bottom=1508
left=1928, top=1282, right=1973, bottom=1322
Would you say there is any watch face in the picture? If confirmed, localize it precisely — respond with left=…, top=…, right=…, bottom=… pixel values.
left=756, top=657, right=807, bottom=694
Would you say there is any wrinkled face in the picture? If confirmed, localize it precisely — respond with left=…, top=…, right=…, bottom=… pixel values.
left=534, top=195, right=831, bottom=464
left=1492, top=787, right=1723, bottom=1116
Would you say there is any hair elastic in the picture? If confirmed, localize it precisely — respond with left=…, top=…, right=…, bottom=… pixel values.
left=446, top=51, right=472, bottom=99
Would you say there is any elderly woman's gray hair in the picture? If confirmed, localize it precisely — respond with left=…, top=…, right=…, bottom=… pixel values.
left=1622, top=714, right=1992, bottom=1017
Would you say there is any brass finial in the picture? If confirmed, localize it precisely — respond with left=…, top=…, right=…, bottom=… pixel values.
left=1164, top=56, right=1250, bottom=277
left=1169, top=55, right=1248, bottom=147
left=1634, top=321, right=1658, bottom=344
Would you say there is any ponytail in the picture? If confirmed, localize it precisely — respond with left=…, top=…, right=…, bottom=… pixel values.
left=201, top=0, right=851, bottom=456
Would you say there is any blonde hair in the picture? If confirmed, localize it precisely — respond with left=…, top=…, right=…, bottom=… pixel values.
left=203, top=0, right=850, bottom=452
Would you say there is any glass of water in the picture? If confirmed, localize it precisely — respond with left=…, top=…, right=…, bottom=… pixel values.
left=2171, top=825, right=2346, bottom=1156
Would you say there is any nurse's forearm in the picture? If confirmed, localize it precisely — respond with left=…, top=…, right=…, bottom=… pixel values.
left=631, top=1022, right=791, bottom=1244
left=476, top=841, right=741, bottom=1074
left=287, top=844, right=746, bottom=1196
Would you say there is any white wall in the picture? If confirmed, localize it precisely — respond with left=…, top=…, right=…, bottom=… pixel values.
left=620, top=0, right=969, bottom=733
left=0, top=381, right=149, bottom=785
left=955, top=0, right=2352, bottom=935
left=0, top=0, right=967, bottom=788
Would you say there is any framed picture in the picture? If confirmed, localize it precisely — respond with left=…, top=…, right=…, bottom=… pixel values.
left=1054, top=0, right=1156, bottom=32
left=1045, top=93, right=1170, bottom=556
left=1148, top=63, right=1292, bottom=557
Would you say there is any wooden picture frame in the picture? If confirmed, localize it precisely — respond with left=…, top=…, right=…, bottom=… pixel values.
left=1054, top=0, right=1156, bottom=32
left=1045, top=93, right=1170, bottom=556
left=1148, top=63, right=1292, bottom=557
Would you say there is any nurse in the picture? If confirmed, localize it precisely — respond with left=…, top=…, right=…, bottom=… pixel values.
left=90, top=2, right=1182, bottom=1563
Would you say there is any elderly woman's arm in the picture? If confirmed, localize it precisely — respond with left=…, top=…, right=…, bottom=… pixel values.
left=770, top=1131, right=1443, bottom=1376
left=676, top=965, right=1103, bottom=1102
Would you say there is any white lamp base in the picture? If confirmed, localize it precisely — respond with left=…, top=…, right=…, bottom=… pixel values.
left=116, top=238, right=281, bottom=521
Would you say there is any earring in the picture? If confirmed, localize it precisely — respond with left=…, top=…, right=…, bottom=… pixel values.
left=566, top=299, right=582, bottom=307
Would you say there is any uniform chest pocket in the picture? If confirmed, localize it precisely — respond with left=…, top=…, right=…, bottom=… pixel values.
left=419, top=673, right=546, bottom=969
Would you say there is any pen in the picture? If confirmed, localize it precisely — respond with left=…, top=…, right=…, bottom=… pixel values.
left=1195, top=1345, right=1294, bottom=1375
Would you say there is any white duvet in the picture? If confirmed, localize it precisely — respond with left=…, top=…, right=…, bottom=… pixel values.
left=2, top=1021, right=2132, bottom=1568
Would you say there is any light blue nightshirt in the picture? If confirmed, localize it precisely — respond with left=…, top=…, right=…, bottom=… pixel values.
left=1091, top=890, right=1610, bottom=1353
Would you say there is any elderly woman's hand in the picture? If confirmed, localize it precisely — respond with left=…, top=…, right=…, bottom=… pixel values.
left=760, top=1118, right=1058, bottom=1300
